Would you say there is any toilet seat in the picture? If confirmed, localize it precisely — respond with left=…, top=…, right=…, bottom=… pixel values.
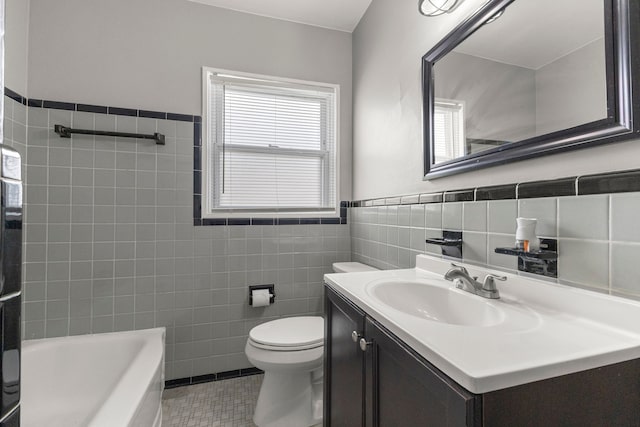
left=248, top=339, right=323, bottom=351
left=249, top=316, right=324, bottom=351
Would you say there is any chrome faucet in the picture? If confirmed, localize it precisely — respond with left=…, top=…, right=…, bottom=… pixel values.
left=444, top=263, right=506, bottom=299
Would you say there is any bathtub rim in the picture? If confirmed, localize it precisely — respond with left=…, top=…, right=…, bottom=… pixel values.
left=22, top=327, right=165, bottom=427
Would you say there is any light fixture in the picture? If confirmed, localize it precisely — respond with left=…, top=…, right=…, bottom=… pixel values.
left=418, top=0, right=460, bottom=17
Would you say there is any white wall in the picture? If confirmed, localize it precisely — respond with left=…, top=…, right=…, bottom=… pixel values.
left=5, top=0, right=29, bottom=94
left=435, top=51, right=536, bottom=143
left=27, top=0, right=353, bottom=199
left=352, top=0, right=640, bottom=200
left=535, top=38, right=606, bottom=136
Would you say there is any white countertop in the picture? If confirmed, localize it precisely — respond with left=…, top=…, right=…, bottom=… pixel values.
left=324, top=255, right=640, bottom=394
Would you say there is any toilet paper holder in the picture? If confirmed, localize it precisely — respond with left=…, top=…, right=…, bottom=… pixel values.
left=249, top=284, right=276, bottom=305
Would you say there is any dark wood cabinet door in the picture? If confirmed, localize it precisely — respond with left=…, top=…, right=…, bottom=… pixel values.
left=365, top=318, right=481, bottom=427
left=482, top=359, right=640, bottom=427
left=324, top=287, right=367, bottom=427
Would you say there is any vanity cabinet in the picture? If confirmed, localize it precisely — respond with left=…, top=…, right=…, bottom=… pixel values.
left=324, top=285, right=366, bottom=426
left=324, top=285, right=640, bottom=427
left=324, top=286, right=480, bottom=427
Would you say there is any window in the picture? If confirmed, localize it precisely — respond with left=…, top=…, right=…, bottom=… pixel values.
left=202, top=68, right=339, bottom=217
left=433, top=99, right=465, bottom=163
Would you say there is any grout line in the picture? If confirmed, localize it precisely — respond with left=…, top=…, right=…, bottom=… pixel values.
left=43, top=108, right=50, bottom=338
left=66, top=109, right=75, bottom=336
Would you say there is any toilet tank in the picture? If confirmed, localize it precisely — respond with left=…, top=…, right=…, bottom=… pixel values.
left=332, top=262, right=379, bottom=273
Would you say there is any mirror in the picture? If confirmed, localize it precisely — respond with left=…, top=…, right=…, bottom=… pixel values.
left=422, top=0, right=639, bottom=178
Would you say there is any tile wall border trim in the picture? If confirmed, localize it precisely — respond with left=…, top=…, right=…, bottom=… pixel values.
left=475, top=184, right=517, bottom=201
left=443, top=189, right=475, bottom=203
left=4, top=88, right=348, bottom=227
left=350, top=170, right=640, bottom=207
left=5, top=87, right=199, bottom=122
left=518, top=177, right=577, bottom=199
left=4, top=87, right=26, bottom=105
left=165, top=367, right=263, bottom=389
left=578, top=170, right=640, bottom=195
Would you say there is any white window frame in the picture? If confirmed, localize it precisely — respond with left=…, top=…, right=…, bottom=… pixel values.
left=201, top=67, right=340, bottom=218
left=433, top=98, right=466, bottom=164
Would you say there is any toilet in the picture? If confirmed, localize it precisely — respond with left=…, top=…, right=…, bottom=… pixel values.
left=245, top=261, right=378, bottom=427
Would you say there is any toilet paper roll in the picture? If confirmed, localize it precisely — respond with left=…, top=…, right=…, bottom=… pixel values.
left=251, top=289, right=272, bottom=307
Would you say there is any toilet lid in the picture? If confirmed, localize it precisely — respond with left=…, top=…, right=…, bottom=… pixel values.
left=249, top=316, right=324, bottom=348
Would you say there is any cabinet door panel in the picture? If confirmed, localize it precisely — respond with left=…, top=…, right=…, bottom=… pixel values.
left=325, top=287, right=366, bottom=427
left=483, top=359, right=640, bottom=426
left=366, top=318, right=480, bottom=427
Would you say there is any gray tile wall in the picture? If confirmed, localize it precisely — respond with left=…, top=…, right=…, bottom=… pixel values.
left=3, top=96, right=27, bottom=174
left=351, top=194, right=640, bottom=299
left=14, top=96, right=350, bottom=380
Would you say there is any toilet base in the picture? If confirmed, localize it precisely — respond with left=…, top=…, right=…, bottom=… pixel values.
left=253, top=369, right=323, bottom=427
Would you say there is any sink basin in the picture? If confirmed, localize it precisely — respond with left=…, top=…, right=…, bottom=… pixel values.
left=366, top=279, right=504, bottom=326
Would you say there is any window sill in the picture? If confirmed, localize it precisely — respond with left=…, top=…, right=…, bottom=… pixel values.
left=193, top=202, right=349, bottom=227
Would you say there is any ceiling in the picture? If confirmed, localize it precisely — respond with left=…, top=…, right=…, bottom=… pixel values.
left=455, top=0, right=604, bottom=70
left=187, top=0, right=373, bottom=32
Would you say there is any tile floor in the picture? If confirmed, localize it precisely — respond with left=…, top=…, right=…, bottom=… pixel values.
left=162, top=374, right=263, bottom=427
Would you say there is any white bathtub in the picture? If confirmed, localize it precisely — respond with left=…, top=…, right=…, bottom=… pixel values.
left=21, top=328, right=165, bottom=427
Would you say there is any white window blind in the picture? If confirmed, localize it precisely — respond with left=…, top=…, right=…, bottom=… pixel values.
left=205, top=71, right=338, bottom=215
left=434, top=99, right=465, bottom=163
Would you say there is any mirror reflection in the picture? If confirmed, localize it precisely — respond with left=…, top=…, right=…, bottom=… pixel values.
left=432, top=0, right=606, bottom=164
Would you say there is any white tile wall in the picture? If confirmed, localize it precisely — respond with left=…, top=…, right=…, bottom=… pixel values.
left=462, top=201, right=487, bottom=232
left=462, top=232, right=487, bottom=265
left=351, top=190, right=640, bottom=298
left=442, top=202, right=462, bottom=230
left=611, top=193, right=640, bottom=242
left=487, top=200, right=517, bottom=234
left=558, top=240, right=609, bottom=290
left=558, top=195, right=609, bottom=240
left=425, top=203, right=442, bottom=228
left=410, top=204, right=425, bottom=228
left=397, top=205, right=411, bottom=227
left=610, top=243, right=640, bottom=296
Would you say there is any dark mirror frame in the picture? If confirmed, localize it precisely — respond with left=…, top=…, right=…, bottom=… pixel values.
left=422, top=0, right=640, bottom=179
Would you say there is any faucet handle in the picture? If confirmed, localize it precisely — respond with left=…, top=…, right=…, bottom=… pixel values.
left=450, top=262, right=469, bottom=275
left=482, top=273, right=507, bottom=291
